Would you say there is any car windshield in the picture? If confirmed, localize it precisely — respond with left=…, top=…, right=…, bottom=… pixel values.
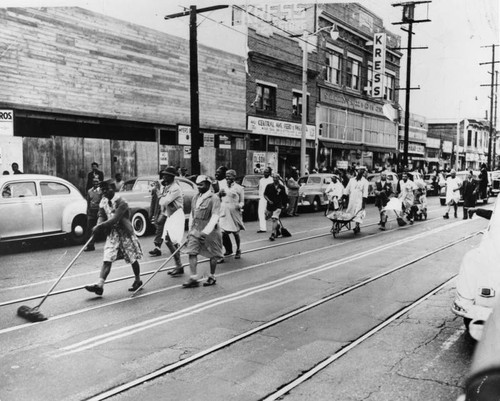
left=298, top=177, right=308, bottom=185
left=242, top=176, right=260, bottom=188
left=121, top=180, right=136, bottom=191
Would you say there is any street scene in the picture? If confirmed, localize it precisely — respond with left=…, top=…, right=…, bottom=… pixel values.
left=0, top=0, right=499, bottom=400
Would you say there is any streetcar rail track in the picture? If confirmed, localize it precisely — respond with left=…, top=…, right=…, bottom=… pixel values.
left=82, top=232, right=476, bottom=401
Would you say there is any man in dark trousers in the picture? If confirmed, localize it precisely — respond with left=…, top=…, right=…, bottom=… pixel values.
left=264, top=173, right=288, bottom=241
left=374, top=171, right=393, bottom=230
left=86, top=162, right=104, bottom=191
left=461, top=170, right=478, bottom=219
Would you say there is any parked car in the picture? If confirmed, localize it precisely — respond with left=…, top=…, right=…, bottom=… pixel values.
left=451, top=197, right=500, bottom=341
left=240, top=174, right=286, bottom=221
left=298, top=173, right=335, bottom=212
left=119, top=175, right=197, bottom=236
left=488, top=170, right=500, bottom=197
left=439, top=171, right=489, bottom=206
left=0, top=174, right=88, bottom=244
left=366, top=171, right=399, bottom=202
left=423, top=173, right=439, bottom=196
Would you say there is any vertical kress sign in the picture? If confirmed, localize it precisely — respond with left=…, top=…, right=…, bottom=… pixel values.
left=372, top=33, right=386, bottom=98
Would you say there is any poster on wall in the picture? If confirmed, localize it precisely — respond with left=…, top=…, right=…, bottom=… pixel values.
left=219, top=135, right=231, bottom=149
left=183, top=146, right=191, bottom=159
left=160, top=151, right=169, bottom=165
left=253, top=152, right=266, bottom=173
left=203, top=133, right=215, bottom=148
left=178, top=125, right=191, bottom=146
left=0, top=110, right=14, bottom=136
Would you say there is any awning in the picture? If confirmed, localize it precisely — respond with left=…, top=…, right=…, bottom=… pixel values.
left=319, top=141, right=362, bottom=150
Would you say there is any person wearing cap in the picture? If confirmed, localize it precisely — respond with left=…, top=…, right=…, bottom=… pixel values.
left=443, top=169, right=461, bottom=219
left=264, top=173, right=288, bottom=241
left=158, top=166, right=185, bottom=276
left=149, top=169, right=172, bottom=257
left=85, top=180, right=143, bottom=296
left=374, top=171, right=393, bottom=230
left=343, top=166, right=369, bottom=234
left=84, top=177, right=103, bottom=251
left=324, top=174, right=344, bottom=212
left=218, top=169, right=245, bottom=260
left=257, top=167, right=273, bottom=233
left=182, top=175, right=224, bottom=288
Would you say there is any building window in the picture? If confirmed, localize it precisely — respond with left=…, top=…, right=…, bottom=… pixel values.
left=346, top=58, right=360, bottom=90
left=467, top=130, right=472, bottom=146
left=474, top=131, right=478, bottom=148
left=326, top=51, right=342, bottom=85
left=292, top=92, right=309, bottom=120
left=385, top=74, right=395, bottom=101
left=254, top=84, right=276, bottom=112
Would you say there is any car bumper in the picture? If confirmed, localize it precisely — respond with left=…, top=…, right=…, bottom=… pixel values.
left=451, top=294, right=493, bottom=340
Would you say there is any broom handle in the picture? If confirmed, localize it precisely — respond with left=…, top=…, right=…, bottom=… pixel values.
left=131, top=240, right=187, bottom=297
left=35, top=235, right=94, bottom=309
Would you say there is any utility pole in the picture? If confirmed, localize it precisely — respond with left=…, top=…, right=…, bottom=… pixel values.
left=392, top=1, right=430, bottom=171
left=165, top=5, right=228, bottom=175
left=494, top=71, right=498, bottom=168
left=480, top=44, right=499, bottom=170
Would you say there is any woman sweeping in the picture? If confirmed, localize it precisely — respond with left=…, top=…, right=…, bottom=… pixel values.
left=343, top=166, right=369, bottom=234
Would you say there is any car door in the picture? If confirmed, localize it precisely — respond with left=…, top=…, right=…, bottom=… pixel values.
left=40, top=181, right=72, bottom=233
left=177, top=179, right=196, bottom=215
left=0, top=180, right=43, bottom=238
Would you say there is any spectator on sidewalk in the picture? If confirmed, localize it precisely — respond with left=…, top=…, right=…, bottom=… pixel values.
left=257, top=167, right=273, bottom=233
left=84, top=177, right=102, bottom=252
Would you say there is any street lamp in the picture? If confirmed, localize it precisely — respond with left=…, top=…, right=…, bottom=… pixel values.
left=299, top=24, right=339, bottom=176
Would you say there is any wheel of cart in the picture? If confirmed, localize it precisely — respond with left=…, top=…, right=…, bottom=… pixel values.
left=326, top=206, right=361, bottom=238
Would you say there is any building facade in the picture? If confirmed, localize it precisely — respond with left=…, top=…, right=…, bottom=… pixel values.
left=398, top=113, right=428, bottom=172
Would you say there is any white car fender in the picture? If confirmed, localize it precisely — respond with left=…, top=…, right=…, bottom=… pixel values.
left=61, top=199, right=87, bottom=232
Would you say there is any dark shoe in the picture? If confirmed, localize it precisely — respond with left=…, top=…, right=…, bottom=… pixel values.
left=379, top=226, right=386, bottom=231
left=269, top=234, right=275, bottom=241
left=149, top=248, right=162, bottom=257
left=293, top=213, right=299, bottom=216
left=409, top=219, right=414, bottom=225
left=85, top=284, right=103, bottom=296
left=203, top=277, right=217, bottom=287
left=217, top=257, right=225, bottom=264
left=257, top=230, right=266, bottom=233
left=224, top=251, right=233, bottom=257
left=468, top=209, right=475, bottom=219
left=168, top=268, right=184, bottom=277
left=128, top=280, right=143, bottom=292
left=353, top=225, right=360, bottom=234
left=454, top=212, right=458, bottom=218
left=182, top=278, right=199, bottom=288
left=84, top=245, right=95, bottom=252
left=235, top=249, right=241, bottom=259
left=443, top=213, right=449, bottom=219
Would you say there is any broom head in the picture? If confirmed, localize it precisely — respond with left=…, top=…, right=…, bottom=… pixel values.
left=281, top=227, right=292, bottom=237
left=396, top=217, right=407, bottom=227
left=17, top=305, right=47, bottom=322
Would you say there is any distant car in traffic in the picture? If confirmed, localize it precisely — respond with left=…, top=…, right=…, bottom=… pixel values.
left=439, top=171, right=488, bottom=206
left=119, top=175, right=196, bottom=236
left=239, top=174, right=287, bottom=220
left=366, top=171, right=399, bottom=202
left=0, top=174, right=87, bottom=244
left=488, top=170, right=500, bottom=197
left=298, top=173, right=335, bottom=212
left=423, top=174, right=439, bottom=196
left=452, top=197, right=500, bottom=341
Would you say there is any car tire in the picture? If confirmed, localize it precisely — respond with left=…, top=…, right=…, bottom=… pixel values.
left=464, top=317, right=471, bottom=330
left=440, top=198, right=446, bottom=206
left=69, top=216, right=88, bottom=245
left=131, top=211, right=148, bottom=237
left=483, top=197, right=488, bottom=205
left=310, top=196, right=321, bottom=212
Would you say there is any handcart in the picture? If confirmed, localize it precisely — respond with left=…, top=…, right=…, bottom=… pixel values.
left=326, top=205, right=363, bottom=238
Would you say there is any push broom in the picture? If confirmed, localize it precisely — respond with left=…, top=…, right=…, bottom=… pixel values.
left=17, top=235, right=94, bottom=322
left=131, top=240, right=187, bottom=297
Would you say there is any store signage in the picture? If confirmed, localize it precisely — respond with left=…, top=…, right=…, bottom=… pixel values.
left=203, top=133, right=215, bottom=148
left=372, top=33, right=386, bottom=98
left=0, top=109, right=14, bottom=136
left=219, top=135, right=231, bottom=149
left=442, top=141, right=453, bottom=153
left=248, top=116, right=315, bottom=140
left=178, top=125, right=191, bottom=146
left=398, top=142, right=425, bottom=155
left=319, top=89, right=384, bottom=116
left=336, top=160, right=348, bottom=170
left=426, top=137, right=440, bottom=149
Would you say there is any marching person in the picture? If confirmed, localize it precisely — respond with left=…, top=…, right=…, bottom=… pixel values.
left=86, top=162, right=104, bottom=191
left=213, top=166, right=228, bottom=194
left=461, top=170, right=478, bottom=220
left=219, top=169, right=245, bottom=260
left=158, top=166, right=185, bottom=276
left=257, top=167, right=273, bottom=233
left=182, top=175, right=224, bottom=288
left=286, top=168, right=300, bottom=217
left=374, top=171, right=393, bottom=230
left=264, top=173, right=288, bottom=241
left=443, top=169, right=461, bottom=219
left=85, top=180, right=143, bottom=296
left=324, top=174, right=344, bottom=213
left=398, top=171, right=418, bottom=224
left=478, top=163, right=488, bottom=200
left=149, top=170, right=170, bottom=257
left=343, top=166, right=369, bottom=234
left=114, top=173, right=124, bottom=191
left=84, top=177, right=102, bottom=251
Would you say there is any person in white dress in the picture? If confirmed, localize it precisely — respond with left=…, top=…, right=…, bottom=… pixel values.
left=443, top=169, right=461, bottom=219
left=343, top=167, right=369, bottom=234
left=257, top=167, right=273, bottom=233
left=398, top=172, right=418, bottom=224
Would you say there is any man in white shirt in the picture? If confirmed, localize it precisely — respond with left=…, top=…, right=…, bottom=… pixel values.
left=398, top=172, right=418, bottom=224
left=257, top=167, right=273, bottom=233
left=324, top=174, right=344, bottom=211
left=443, top=169, right=461, bottom=219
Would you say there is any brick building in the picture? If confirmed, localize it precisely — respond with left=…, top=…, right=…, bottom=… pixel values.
left=0, top=7, right=247, bottom=192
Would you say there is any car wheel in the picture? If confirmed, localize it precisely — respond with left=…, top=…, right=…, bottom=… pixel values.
left=69, top=216, right=87, bottom=245
left=310, top=196, right=321, bottom=212
left=440, top=198, right=446, bottom=206
left=464, top=318, right=471, bottom=330
left=483, top=197, right=488, bottom=205
left=132, top=211, right=148, bottom=237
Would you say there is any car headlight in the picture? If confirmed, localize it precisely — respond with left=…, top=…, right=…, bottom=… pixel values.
left=479, top=288, right=495, bottom=298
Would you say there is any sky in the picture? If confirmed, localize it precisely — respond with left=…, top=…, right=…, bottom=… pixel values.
left=2, top=0, right=499, bottom=125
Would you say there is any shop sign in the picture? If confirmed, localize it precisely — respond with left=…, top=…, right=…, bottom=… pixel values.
left=219, top=135, right=231, bottom=149
left=372, top=33, right=386, bottom=98
left=336, top=160, right=348, bottom=170
left=203, top=133, right=215, bottom=148
left=426, top=137, right=440, bottom=149
left=247, top=116, right=315, bottom=140
left=319, top=90, right=384, bottom=116
left=0, top=109, right=14, bottom=136
left=442, top=141, right=453, bottom=153
left=398, top=142, right=425, bottom=154
left=178, top=125, right=191, bottom=146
